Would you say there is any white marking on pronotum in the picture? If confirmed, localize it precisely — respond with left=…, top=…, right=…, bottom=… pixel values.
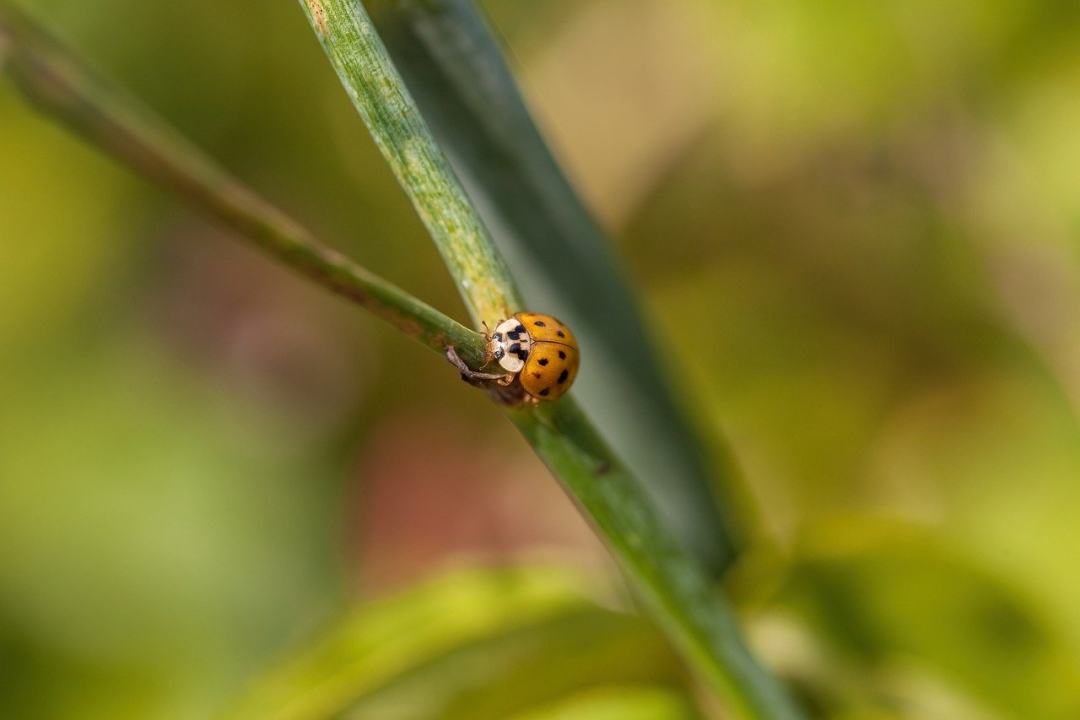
left=492, top=317, right=532, bottom=373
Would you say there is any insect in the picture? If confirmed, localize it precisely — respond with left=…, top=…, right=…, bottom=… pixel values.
left=446, top=311, right=579, bottom=404
left=490, top=312, right=580, bottom=402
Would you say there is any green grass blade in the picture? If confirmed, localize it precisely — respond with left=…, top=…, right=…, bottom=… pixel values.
left=296, top=0, right=521, bottom=325
left=513, top=401, right=802, bottom=720
left=364, top=0, right=740, bottom=573
left=296, top=3, right=801, bottom=717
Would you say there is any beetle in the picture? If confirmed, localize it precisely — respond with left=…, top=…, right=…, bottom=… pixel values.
left=489, top=312, right=579, bottom=402
left=446, top=312, right=580, bottom=404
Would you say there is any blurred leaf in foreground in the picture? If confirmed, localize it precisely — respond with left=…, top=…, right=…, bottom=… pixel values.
left=231, top=567, right=692, bottom=720
left=508, top=685, right=702, bottom=720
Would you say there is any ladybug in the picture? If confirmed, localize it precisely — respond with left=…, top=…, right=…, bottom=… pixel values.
left=490, top=312, right=580, bottom=402
left=444, top=312, right=580, bottom=404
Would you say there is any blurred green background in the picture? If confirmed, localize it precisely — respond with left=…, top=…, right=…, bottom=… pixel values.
left=2, top=0, right=1079, bottom=718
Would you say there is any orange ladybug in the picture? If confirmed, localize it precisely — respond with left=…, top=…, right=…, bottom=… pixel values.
left=490, top=312, right=580, bottom=401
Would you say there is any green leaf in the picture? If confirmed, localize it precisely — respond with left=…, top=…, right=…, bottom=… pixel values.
left=507, top=685, right=703, bottom=720
left=364, top=0, right=740, bottom=575
left=228, top=567, right=687, bottom=720
left=294, top=2, right=800, bottom=717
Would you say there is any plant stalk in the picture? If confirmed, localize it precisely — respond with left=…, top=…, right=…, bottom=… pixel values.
left=296, top=2, right=802, bottom=717
left=0, top=2, right=487, bottom=368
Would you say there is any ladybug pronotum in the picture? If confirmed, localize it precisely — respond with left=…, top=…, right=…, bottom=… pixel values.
left=489, top=312, right=580, bottom=402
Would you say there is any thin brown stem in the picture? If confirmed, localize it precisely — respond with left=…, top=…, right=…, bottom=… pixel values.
left=0, top=3, right=487, bottom=368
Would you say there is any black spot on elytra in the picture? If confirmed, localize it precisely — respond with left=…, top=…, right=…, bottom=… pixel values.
left=532, top=372, right=541, bottom=378
left=558, top=369, right=569, bottom=384
left=538, top=358, right=549, bottom=366
left=556, top=330, right=565, bottom=338
left=539, top=388, right=550, bottom=397
left=558, top=350, right=566, bottom=360
left=534, top=320, right=546, bottom=327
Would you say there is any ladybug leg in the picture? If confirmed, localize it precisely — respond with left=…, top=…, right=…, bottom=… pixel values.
left=446, top=346, right=522, bottom=406
left=479, top=322, right=495, bottom=365
left=445, top=346, right=513, bottom=388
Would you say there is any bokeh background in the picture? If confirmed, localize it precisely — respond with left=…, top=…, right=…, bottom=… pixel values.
left=2, top=1, right=1079, bottom=718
